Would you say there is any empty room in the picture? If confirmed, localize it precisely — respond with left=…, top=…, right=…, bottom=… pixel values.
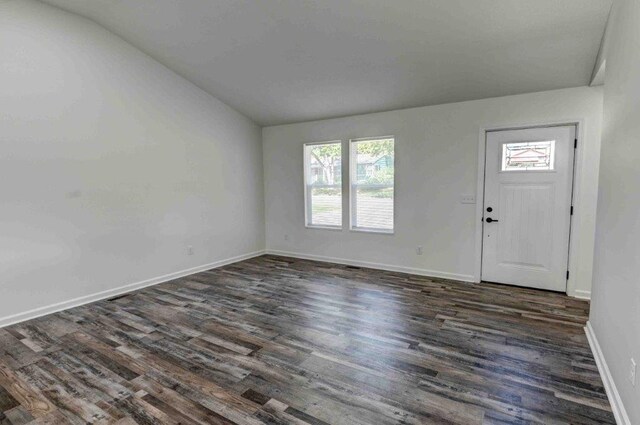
left=1, top=0, right=638, bottom=424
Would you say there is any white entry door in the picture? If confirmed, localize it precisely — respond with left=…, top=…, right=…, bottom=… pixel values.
left=481, top=126, right=576, bottom=292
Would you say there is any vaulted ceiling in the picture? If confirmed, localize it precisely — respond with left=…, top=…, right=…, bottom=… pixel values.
left=39, top=0, right=611, bottom=125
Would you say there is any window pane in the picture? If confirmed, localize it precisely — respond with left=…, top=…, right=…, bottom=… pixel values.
left=305, top=142, right=342, bottom=227
left=351, top=137, right=394, bottom=231
left=502, top=140, right=555, bottom=171
left=310, top=186, right=342, bottom=226
left=355, top=186, right=394, bottom=230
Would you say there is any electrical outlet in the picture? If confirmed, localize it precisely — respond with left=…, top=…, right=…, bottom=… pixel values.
left=416, top=246, right=423, bottom=255
left=284, top=234, right=289, bottom=241
left=630, top=358, right=636, bottom=386
left=187, top=245, right=194, bottom=256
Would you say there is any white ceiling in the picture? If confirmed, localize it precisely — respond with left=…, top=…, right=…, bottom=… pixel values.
left=39, top=0, right=611, bottom=126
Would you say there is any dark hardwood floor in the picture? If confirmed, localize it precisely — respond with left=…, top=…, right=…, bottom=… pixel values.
left=0, top=255, right=614, bottom=424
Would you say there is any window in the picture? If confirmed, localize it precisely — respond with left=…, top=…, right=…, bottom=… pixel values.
left=501, top=140, right=555, bottom=171
left=304, top=141, right=342, bottom=228
left=350, top=137, right=395, bottom=232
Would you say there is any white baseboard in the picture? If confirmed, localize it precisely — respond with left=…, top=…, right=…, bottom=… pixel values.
left=265, top=250, right=475, bottom=282
left=585, top=321, right=631, bottom=425
left=0, top=250, right=265, bottom=329
left=571, top=289, right=592, bottom=300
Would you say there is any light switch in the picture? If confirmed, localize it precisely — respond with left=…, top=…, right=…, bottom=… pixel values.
left=460, top=194, right=476, bottom=204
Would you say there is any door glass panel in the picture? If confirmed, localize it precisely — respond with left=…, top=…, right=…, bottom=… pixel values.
left=501, top=140, right=555, bottom=171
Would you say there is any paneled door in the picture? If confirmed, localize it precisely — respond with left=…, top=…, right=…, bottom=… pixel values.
left=481, top=126, right=576, bottom=292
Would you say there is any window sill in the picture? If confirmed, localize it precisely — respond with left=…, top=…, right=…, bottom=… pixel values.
left=305, top=225, right=343, bottom=231
left=350, top=227, right=394, bottom=235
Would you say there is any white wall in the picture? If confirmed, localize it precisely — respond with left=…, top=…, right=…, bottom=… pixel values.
left=264, top=87, right=603, bottom=297
left=590, top=0, right=640, bottom=422
left=0, top=0, right=265, bottom=323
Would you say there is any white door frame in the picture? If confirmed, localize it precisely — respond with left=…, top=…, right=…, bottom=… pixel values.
left=474, top=119, right=586, bottom=296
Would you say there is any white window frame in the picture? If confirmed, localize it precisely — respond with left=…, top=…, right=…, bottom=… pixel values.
left=349, top=136, right=395, bottom=234
left=303, top=140, right=343, bottom=229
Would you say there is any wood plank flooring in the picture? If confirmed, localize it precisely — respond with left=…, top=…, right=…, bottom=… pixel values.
left=0, top=255, right=614, bottom=424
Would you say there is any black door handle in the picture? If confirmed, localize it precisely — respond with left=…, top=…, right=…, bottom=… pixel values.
left=485, top=217, right=499, bottom=223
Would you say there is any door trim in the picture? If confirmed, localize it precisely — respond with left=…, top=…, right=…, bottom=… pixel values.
left=474, top=120, right=585, bottom=296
